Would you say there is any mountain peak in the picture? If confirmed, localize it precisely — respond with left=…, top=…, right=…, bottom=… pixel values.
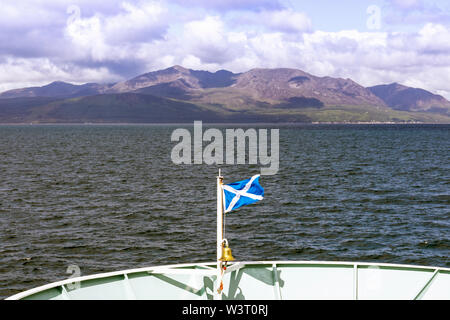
left=46, top=81, right=75, bottom=87
left=386, top=82, right=408, bottom=90
left=170, top=65, right=189, bottom=72
left=110, top=65, right=240, bottom=92
left=368, top=83, right=450, bottom=113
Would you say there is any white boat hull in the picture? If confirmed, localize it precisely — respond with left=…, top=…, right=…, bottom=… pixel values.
left=6, top=261, right=450, bottom=300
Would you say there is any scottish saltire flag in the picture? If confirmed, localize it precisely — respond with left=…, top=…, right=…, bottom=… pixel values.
left=223, top=175, right=264, bottom=213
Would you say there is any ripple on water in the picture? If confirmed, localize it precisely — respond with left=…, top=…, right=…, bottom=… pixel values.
left=0, top=124, right=449, bottom=298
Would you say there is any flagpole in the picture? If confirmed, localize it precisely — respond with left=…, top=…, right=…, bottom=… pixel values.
left=216, top=168, right=223, bottom=299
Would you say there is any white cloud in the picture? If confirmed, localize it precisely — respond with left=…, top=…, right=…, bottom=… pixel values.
left=180, top=16, right=245, bottom=64
left=416, top=23, right=450, bottom=53
left=0, top=56, right=120, bottom=93
left=169, top=0, right=283, bottom=12
left=65, top=15, right=108, bottom=61
left=0, top=1, right=63, bottom=30
left=391, top=0, right=422, bottom=9
left=263, top=9, right=312, bottom=33
left=102, top=1, right=167, bottom=44
left=64, top=1, right=168, bottom=62
left=384, top=0, right=450, bottom=27
left=229, top=9, right=312, bottom=34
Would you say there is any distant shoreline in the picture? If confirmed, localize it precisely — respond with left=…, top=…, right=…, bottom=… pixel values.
left=0, top=122, right=448, bottom=126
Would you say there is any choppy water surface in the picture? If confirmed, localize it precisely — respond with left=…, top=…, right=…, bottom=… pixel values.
left=0, top=124, right=449, bottom=298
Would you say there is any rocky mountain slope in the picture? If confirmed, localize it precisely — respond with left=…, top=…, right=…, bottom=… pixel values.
left=368, top=83, right=450, bottom=115
left=1, top=66, right=449, bottom=123
left=0, top=81, right=113, bottom=99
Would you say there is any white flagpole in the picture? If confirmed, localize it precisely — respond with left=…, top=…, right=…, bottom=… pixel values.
left=216, top=168, right=224, bottom=299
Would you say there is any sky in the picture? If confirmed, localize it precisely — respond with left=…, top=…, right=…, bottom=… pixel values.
left=1, top=0, right=450, bottom=98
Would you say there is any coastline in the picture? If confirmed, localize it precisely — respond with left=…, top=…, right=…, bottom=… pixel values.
left=0, top=121, right=448, bottom=125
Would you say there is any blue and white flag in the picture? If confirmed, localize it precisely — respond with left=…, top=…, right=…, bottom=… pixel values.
left=223, top=175, right=264, bottom=213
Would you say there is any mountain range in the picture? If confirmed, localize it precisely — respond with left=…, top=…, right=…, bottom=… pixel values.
left=1, top=65, right=449, bottom=123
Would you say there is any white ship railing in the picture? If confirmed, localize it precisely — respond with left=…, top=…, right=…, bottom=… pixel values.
left=6, top=260, right=450, bottom=300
